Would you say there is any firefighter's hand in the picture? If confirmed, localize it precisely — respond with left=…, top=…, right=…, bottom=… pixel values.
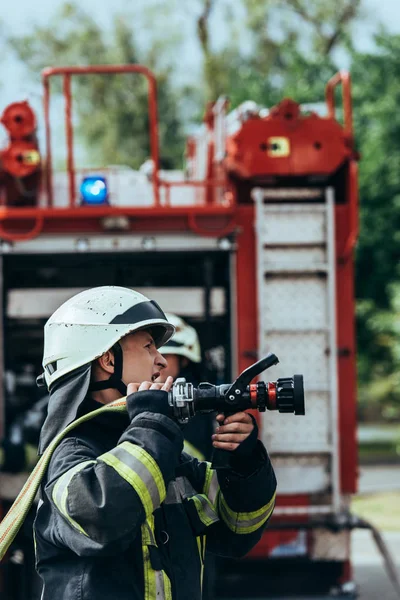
left=212, top=412, right=255, bottom=452
left=127, top=376, right=174, bottom=395
left=126, top=376, right=180, bottom=428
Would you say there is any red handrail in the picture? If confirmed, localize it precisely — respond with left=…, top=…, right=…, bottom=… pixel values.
left=0, top=215, right=44, bottom=241
left=41, top=65, right=161, bottom=208
left=342, top=160, right=359, bottom=259
left=325, top=71, right=353, bottom=139
left=326, top=72, right=359, bottom=259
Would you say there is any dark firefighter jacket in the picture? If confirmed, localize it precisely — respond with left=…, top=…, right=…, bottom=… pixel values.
left=34, top=391, right=277, bottom=600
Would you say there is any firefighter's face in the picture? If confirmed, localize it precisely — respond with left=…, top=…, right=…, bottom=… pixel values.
left=119, top=330, right=167, bottom=384
left=157, top=354, right=181, bottom=382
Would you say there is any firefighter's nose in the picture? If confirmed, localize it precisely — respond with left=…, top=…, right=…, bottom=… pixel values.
left=156, top=351, right=168, bottom=370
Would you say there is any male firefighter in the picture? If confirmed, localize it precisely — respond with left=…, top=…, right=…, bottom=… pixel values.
left=34, top=286, right=277, bottom=600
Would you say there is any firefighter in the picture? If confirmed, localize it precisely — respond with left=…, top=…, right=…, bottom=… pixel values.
left=34, top=286, right=277, bottom=600
left=157, top=313, right=214, bottom=461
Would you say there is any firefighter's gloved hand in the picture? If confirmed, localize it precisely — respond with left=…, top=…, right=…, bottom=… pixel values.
left=126, top=378, right=183, bottom=456
left=126, top=389, right=173, bottom=421
left=126, top=377, right=174, bottom=420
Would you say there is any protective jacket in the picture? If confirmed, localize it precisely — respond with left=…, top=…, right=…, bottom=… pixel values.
left=34, top=390, right=276, bottom=600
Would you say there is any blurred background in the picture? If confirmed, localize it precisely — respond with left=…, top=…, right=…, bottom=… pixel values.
left=0, top=0, right=400, bottom=599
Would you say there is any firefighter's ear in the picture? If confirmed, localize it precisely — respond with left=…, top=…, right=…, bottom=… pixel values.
left=97, top=350, right=115, bottom=374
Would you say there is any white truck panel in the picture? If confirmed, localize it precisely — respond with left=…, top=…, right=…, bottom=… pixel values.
left=254, top=188, right=340, bottom=513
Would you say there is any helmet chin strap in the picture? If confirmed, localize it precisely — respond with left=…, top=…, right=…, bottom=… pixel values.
left=89, top=342, right=127, bottom=396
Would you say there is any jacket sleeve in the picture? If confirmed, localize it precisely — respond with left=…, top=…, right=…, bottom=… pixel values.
left=43, top=391, right=183, bottom=557
left=188, top=441, right=277, bottom=558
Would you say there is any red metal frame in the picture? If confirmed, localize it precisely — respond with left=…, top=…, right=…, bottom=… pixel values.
left=326, top=71, right=353, bottom=140
left=0, top=65, right=233, bottom=242
left=335, top=160, right=359, bottom=494
left=42, top=65, right=161, bottom=208
left=234, top=74, right=359, bottom=560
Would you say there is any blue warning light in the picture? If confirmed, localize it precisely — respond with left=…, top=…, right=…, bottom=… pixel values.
left=80, top=176, right=109, bottom=205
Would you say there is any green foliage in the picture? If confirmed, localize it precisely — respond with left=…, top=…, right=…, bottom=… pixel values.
left=192, top=0, right=359, bottom=104
left=350, top=34, right=400, bottom=413
left=8, top=3, right=184, bottom=169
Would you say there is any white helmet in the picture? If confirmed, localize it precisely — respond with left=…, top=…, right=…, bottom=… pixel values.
left=158, top=313, right=201, bottom=364
left=42, top=286, right=175, bottom=389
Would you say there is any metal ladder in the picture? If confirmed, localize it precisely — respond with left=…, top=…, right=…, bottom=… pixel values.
left=252, top=187, right=340, bottom=517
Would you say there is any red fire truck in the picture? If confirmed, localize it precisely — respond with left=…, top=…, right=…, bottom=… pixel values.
left=0, top=66, right=359, bottom=598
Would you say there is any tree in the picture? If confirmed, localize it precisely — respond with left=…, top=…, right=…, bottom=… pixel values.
left=8, top=3, right=184, bottom=169
left=351, top=33, right=400, bottom=416
left=192, top=0, right=361, bottom=104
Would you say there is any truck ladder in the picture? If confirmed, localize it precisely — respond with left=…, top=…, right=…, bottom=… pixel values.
left=253, top=186, right=341, bottom=516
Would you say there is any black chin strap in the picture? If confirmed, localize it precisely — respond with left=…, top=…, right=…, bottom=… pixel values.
left=89, top=342, right=127, bottom=396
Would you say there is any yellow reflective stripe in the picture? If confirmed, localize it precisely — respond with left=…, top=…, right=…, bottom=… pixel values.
left=99, top=442, right=166, bottom=518
left=219, top=491, right=276, bottom=534
left=196, top=536, right=205, bottom=593
left=204, top=463, right=213, bottom=496
left=162, top=570, right=172, bottom=600
left=197, top=534, right=206, bottom=563
left=52, top=460, right=96, bottom=536
left=141, top=515, right=172, bottom=600
left=0, top=447, right=4, bottom=468
left=191, top=495, right=219, bottom=527
left=99, top=453, right=153, bottom=517
left=183, top=440, right=205, bottom=461
left=120, top=442, right=166, bottom=502
left=0, top=397, right=127, bottom=562
left=203, top=463, right=219, bottom=506
left=142, top=543, right=156, bottom=599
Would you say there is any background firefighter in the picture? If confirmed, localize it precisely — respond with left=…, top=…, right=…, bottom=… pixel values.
left=157, top=313, right=218, bottom=600
left=157, top=313, right=215, bottom=462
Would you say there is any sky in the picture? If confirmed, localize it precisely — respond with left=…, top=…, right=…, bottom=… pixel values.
left=0, top=0, right=399, bottom=162
left=2, top=0, right=400, bottom=100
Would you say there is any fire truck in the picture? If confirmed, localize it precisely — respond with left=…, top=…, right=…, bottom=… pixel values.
left=0, top=66, right=359, bottom=598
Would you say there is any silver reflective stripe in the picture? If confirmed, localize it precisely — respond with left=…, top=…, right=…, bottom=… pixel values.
left=220, top=502, right=269, bottom=530
left=208, top=470, right=219, bottom=506
left=163, top=476, right=219, bottom=527
left=110, top=445, right=161, bottom=509
left=164, top=476, right=197, bottom=504
left=203, top=464, right=219, bottom=507
left=155, top=569, right=166, bottom=597
left=192, top=495, right=219, bottom=527
left=98, top=442, right=166, bottom=517
left=219, top=492, right=276, bottom=534
left=175, top=476, right=197, bottom=500
left=164, top=480, right=182, bottom=505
